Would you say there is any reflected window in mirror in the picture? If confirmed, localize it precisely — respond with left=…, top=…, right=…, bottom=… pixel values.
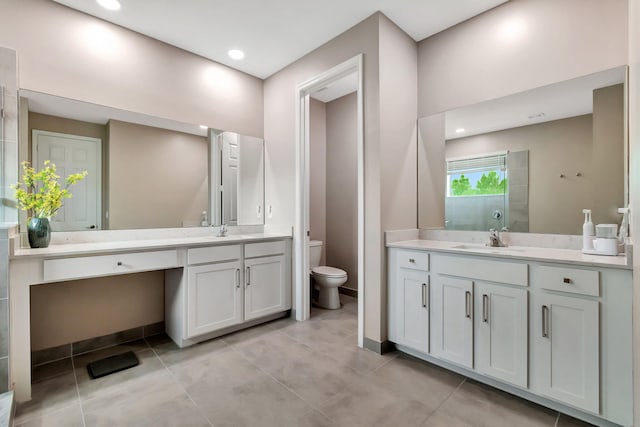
left=445, top=153, right=510, bottom=231
left=418, top=66, right=627, bottom=235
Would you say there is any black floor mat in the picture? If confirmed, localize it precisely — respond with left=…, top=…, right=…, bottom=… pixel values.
left=87, top=350, right=139, bottom=379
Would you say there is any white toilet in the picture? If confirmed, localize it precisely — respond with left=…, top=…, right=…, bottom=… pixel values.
left=309, top=240, right=347, bottom=309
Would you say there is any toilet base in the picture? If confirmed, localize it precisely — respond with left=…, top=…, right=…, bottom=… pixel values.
left=315, top=286, right=341, bottom=309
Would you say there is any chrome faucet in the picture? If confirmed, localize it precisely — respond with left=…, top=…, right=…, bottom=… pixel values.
left=216, top=223, right=228, bottom=237
left=488, top=227, right=508, bottom=247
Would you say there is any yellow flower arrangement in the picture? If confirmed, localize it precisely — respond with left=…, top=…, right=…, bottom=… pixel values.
left=12, top=160, right=88, bottom=219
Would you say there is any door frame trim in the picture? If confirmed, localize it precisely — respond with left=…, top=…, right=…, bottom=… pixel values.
left=294, top=54, right=364, bottom=347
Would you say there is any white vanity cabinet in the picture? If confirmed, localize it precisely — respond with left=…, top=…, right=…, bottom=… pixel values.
left=430, top=275, right=474, bottom=368
left=387, top=244, right=633, bottom=427
left=187, top=260, right=243, bottom=337
left=430, top=253, right=528, bottom=375
left=243, top=241, right=289, bottom=321
left=166, top=238, right=292, bottom=347
left=530, top=265, right=600, bottom=414
left=387, top=249, right=430, bottom=353
left=474, top=281, right=528, bottom=388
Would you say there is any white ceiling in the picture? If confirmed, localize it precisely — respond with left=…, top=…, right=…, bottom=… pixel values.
left=310, top=73, right=358, bottom=103
left=444, top=67, right=626, bottom=140
left=52, top=0, right=508, bottom=79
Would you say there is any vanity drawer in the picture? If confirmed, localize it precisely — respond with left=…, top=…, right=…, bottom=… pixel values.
left=43, top=250, right=179, bottom=282
left=245, top=240, right=286, bottom=258
left=188, top=245, right=241, bottom=265
left=537, top=265, right=599, bottom=297
left=434, top=254, right=528, bottom=286
left=397, top=250, right=429, bottom=271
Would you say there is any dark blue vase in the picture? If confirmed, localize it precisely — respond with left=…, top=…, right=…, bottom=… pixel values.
left=27, top=217, right=51, bottom=248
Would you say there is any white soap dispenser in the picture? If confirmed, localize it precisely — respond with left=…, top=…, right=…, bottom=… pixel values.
left=200, top=211, right=209, bottom=227
left=618, top=206, right=630, bottom=246
left=582, top=209, right=594, bottom=251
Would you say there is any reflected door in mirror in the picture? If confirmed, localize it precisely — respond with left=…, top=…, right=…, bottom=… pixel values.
left=32, top=130, right=101, bottom=231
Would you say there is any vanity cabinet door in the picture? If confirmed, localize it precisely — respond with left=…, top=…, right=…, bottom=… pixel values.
left=244, top=255, right=287, bottom=321
left=187, top=261, right=243, bottom=338
left=389, top=267, right=430, bottom=354
left=475, top=282, right=528, bottom=388
left=532, top=293, right=599, bottom=413
left=431, top=275, right=473, bottom=368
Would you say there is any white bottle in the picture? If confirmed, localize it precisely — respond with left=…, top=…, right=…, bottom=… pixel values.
left=582, top=209, right=594, bottom=251
left=200, top=211, right=209, bottom=227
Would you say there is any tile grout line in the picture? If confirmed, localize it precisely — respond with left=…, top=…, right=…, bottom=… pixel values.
left=420, top=377, right=467, bottom=426
left=221, top=337, right=338, bottom=423
left=143, top=337, right=216, bottom=427
left=268, top=311, right=393, bottom=378
left=70, top=354, right=87, bottom=427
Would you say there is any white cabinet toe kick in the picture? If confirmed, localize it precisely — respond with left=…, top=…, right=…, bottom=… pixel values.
left=388, top=248, right=632, bottom=427
left=9, top=237, right=292, bottom=403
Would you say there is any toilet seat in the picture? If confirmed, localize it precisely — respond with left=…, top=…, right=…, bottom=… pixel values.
left=312, top=266, right=347, bottom=278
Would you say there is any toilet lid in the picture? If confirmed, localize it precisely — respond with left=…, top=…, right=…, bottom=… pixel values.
left=312, top=266, right=347, bottom=277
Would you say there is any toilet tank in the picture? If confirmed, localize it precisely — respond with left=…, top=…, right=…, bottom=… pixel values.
left=309, top=240, right=323, bottom=269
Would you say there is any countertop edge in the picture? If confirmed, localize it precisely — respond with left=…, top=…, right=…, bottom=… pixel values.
left=11, top=234, right=292, bottom=259
left=387, top=240, right=631, bottom=270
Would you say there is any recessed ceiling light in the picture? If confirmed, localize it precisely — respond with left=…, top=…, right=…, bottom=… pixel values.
left=199, top=125, right=208, bottom=129
left=97, top=0, right=121, bottom=11
left=455, top=128, right=465, bottom=133
left=228, top=49, right=245, bottom=60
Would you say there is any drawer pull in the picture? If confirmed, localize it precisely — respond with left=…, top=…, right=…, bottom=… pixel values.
left=563, top=277, right=571, bottom=284
left=409, top=258, right=415, bottom=263
left=465, top=291, right=471, bottom=318
left=482, top=294, right=489, bottom=323
left=542, top=305, right=550, bottom=338
left=116, top=261, right=123, bottom=266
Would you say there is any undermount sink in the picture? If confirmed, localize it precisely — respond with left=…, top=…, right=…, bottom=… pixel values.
left=452, top=244, right=525, bottom=253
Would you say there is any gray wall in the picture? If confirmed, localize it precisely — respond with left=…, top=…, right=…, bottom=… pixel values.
left=0, top=0, right=263, bottom=137
left=326, top=93, right=358, bottom=292
left=108, top=120, right=208, bottom=229
left=309, top=99, right=327, bottom=265
left=264, top=13, right=418, bottom=342
left=445, top=115, right=595, bottom=234
left=592, top=84, right=625, bottom=226
left=627, top=1, right=640, bottom=424
left=418, top=0, right=628, bottom=117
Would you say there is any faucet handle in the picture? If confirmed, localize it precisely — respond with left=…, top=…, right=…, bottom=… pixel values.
left=501, top=227, right=510, bottom=232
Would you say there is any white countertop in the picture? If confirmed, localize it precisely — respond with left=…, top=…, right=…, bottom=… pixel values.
left=387, top=239, right=631, bottom=269
left=11, top=232, right=291, bottom=259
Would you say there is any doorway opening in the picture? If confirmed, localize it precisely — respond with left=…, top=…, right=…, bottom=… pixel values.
left=294, top=55, right=364, bottom=347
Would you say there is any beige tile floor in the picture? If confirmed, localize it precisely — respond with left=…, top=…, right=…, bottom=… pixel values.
left=15, top=295, right=594, bottom=427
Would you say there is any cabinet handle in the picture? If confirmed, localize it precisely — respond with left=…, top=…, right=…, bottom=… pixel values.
left=421, top=283, right=426, bottom=307
left=235, top=268, right=240, bottom=289
left=465, top=291, right=471, bottom=318
left=563, top=277, right=571, bottom=284
left=426, top=279, right=430, bottom=310
left=246, top=266, right=251, bottom=287
left=482, top=294, right=489, bottom=323
left=542, top=305, right=549, bottom=338
left=409, top=258, right=415, bottom=264
left=116, top=261, right=123, bottom=266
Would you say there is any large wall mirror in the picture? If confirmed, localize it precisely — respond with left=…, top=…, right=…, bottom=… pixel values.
left=418, top=66, right=627, bottom=235
left=19, top=90, right=264, bottom=231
